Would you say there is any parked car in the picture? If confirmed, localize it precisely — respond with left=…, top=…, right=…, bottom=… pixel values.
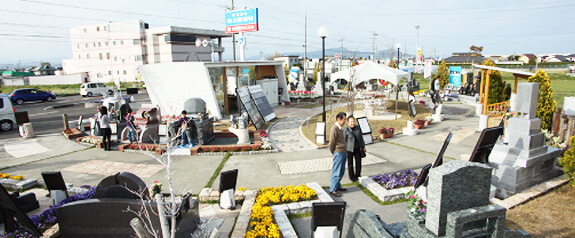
left=0, top=94, right=17, bottom=131
left=80, top=83, right=113, bottom=97
left=9, top=88, right=56, bottom=105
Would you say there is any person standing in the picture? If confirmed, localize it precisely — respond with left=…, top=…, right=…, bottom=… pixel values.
left=344, top=116, right=366, bottom=182
left=99, top=106, right=112, bottom=151
left=328, top=112, right=347, bottom=197
left=125, top=108, right=137, bottom=143
left=178, top=110, right=193, bottom=148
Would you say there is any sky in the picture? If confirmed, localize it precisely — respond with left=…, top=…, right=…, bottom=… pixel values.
left=1, top=0, right=574, bottom=65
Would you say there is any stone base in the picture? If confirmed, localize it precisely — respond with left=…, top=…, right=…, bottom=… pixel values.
left=488, top=143, right=563, bottom=199
left=431, top=114, right=443, bottom=122
left=403, top=120, right=418, bottom=136
left=478, top=115, right=489, bottom=132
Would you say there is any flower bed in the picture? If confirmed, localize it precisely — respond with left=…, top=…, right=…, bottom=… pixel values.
left=0, top=173, right=23, bottom=180
left=288, top=90, right=320, bottom=100
left=0, top=186, right=95, bottom=238
left=372, top=169, right=418, bottom=190
left=244, top=184, right=317, bottom=238
left=118, top=143, right=166, bottom=155
left=190, top=130, right=264, bottom=155
left=76, top=136, right=102, bottom=148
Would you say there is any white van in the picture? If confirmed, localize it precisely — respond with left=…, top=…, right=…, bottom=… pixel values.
left=0, top=94, right=17, bottom=131
left=80, top=82, right=113, bottom=97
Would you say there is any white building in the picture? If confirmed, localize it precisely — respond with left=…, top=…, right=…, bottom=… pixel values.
left=63, top=20, right=230, bottom=83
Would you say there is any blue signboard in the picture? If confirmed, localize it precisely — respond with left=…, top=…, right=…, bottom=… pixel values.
left=448, top=66, right=462, bottom=87
left=225, top=8, right=259, bottom=34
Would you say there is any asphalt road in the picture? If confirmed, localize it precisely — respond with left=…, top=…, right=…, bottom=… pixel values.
left=0, top=92, right=151, bottom=139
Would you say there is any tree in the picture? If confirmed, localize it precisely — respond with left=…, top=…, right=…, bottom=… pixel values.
left=284, top=65, right=289, bottom=79
left=388, top=59, right=397, bottom=68
left=311, top=63, right=320, bottom=84
left=527, top=69, right=556, bottom=131
left=507, top=55, right=519, bottom=61
left=559, top=135, right=575, bottom=188
left=266, top=51, right=281, bottom=60
left=528, top=55, right=537, bottom=65
left=481, top=58, right=507, bottom=104
left=434, top=60, right=449, bottom=89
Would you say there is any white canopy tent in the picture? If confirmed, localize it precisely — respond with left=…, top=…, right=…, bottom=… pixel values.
left=329, top=61, right=409, bottom=86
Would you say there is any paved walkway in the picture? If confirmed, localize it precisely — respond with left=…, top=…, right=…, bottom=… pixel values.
left=0, top=96, right=564, bottom=238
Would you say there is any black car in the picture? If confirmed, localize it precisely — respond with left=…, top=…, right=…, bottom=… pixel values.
left=10, top=88, right=56, bottom=105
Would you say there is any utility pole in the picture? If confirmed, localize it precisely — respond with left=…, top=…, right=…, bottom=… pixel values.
left=303, top=13, right=307, bottom=83
left=231, top=0, right=236, bottom=61
left=415, top=25, right=420, bottom=72
left=339, top=38, right=343, bottom=70
left=372, top=32, right=377, bottom=61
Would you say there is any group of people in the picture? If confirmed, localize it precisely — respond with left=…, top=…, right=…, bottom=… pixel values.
left=96, top=106, right=138, bottom=151
left=328, top=112, right=367, bottom=197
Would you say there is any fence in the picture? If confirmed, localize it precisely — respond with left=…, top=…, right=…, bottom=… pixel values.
left=551, top=108, right=575, bottom=148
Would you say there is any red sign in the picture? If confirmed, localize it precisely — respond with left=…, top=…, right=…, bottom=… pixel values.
left=335, top=54, right=339, bottom=59
left=226, top=24, right=259, bottom=34
left=378, top=79, right=384, bottom=85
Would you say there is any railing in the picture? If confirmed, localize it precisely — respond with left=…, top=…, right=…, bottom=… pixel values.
left=486, top=101, right=509, bottom=116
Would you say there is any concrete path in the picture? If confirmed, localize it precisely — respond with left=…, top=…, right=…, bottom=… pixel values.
left=1, top=97, right=558, bottom=237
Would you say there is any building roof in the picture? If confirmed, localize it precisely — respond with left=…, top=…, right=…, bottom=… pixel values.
left=147, top=26, right=231, bottom=38
left=0, top=71, right=35, bottom=77
left=444, top=55, right=486, bottom=63
left=472, top=64, right=535, bottom=77
left=521, top=54, right=536, bottom=58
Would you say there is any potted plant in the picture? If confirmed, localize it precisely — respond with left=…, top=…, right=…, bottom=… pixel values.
left=419, top=100, right=426, bottom=106
left=414, top=119, right=425, bottom=129
left=379, top=127, right=395, bottom=139
left=424, top=116, right=433, bottom=126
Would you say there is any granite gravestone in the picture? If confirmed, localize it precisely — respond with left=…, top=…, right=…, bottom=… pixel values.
left=488, top=82, right=563, bottom=198
left=425, top=160, right=492, bottom=236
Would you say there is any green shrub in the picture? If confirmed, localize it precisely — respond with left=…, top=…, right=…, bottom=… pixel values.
left=481, top=59, right=507, bottom=104
left=528, top=69, right=556, bottom=131
left=435, top=60, right=449, bottom=89
left=559, top=135, right=575, bottom=188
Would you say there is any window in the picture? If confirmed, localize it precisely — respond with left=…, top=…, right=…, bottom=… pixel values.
left=133, top=39, right=141, bottom=45
left=106, top=52, right=110, bottom=59
left=96, top=73, right=103, bottom=78
left=85, top=43, right=88, bottom=48
left=114, top=57, right=118, bottom=61
left=103, top=26, right=107, bottom=31
left=113, top=41, right=116, bottom=46
left=120, top=40, right=124, bottom=45
left=86, top=54, right=90, bottom=59
left=108, top=71, right=112, bottom=75
left=123, top=70, right=127, bottom=75
left=105, top=41, right=109, bottom=46
left=99, top=53, right=103, bottom=60
left=83, top=28, right=87, bottom=33
left=77, top=44, right=80, bottom=49
left=97, top=83, right=106, bottom=87
left=135, top=55, right=142, bottom=61
left=98, top=42, right=101, bottom=47
left=78, top=55, right=81, bottom=59
left=97, top=26, right=100, bottom=31
left=93, top=42, right=96, bottom=47
left=89, top=83, right=97, bottom=88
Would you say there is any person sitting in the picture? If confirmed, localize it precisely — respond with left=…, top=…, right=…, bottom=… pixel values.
left=177, top=111, right=193, bottom=148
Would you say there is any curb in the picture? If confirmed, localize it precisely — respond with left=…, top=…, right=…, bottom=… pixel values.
left=44, top=102, right=84, bottom=110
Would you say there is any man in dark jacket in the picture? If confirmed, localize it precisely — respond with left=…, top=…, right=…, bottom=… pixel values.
left=344, top=116, right=366, bottom=182
left=328, top=112, right=347, bottom=197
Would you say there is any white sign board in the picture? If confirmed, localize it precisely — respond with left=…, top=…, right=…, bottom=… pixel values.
left=356, top=117, right=371, bottom=134
left=565, top=97, right=575, bottom=116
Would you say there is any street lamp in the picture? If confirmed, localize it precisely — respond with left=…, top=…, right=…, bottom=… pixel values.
left=318, top=26, right=329, bottom=143
left=396, top=43, right=401, bottom=69
left=395, top=43, right=401, bottom=120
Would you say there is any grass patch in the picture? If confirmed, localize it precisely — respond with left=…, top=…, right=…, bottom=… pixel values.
left=501, top=71, right=575, bottom=108
left=204, top=152, right=231, bottom=188
left=301, top=100, right=431, bottom=145
left=288, top=211, right=312, bottom=220
left=506, top=183, right=575, bottom=238
left=357, top=184, right=409, bottom=206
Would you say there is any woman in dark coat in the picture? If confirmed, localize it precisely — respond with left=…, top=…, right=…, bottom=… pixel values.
left=344, top=116, right=366, bottom=182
